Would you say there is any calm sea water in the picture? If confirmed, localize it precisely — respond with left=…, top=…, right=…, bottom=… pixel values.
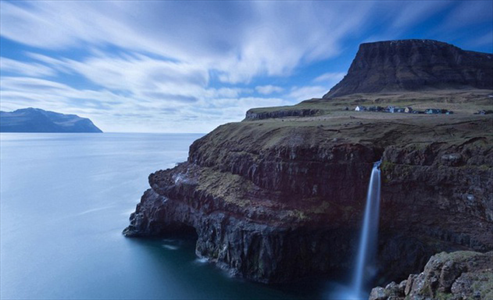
left=0, top=133, right=329, bottom=300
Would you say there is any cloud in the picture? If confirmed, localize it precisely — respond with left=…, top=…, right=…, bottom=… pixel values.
left=68, top=54, right=208, bottom=92
left=0, top=1, right=374, bottom=84
left=287, top=86, right=328, bottom=101
left=25, top=52, right=210, bottom=104
left=313, top=72, right=346, bottom=89
left=0, top=57, right=56, bottom=77
left=141, top=92, right=198, bottom=103
left=213, top=1, right=374, bottom=83
left=388, top=1, right=450, bottom=30
left=314, top=72, right=345, bottom=82
left=0, top=77, right=125, bottom=106
left=440, top=1, right=493, bottom=31
left=204, top=88, right=253, bottom=98
left=468, top=31, right=493, bottom=49
left=255, top=85, right=284, bottom=95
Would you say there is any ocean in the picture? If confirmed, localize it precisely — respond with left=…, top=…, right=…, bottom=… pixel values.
left=0, top=133, right=326, bottom=300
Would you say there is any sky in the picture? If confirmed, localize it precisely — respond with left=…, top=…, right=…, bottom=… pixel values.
left=1, top=0, right=492, bottom=133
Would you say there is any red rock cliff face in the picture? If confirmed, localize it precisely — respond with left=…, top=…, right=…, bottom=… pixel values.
left=124, top=116, right=493, bottom=284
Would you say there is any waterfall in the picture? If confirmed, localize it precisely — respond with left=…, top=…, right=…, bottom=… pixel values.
left=351, top=160, right=382, bottom=299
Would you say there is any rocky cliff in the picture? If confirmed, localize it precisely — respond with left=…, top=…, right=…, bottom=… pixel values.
left=124, top=112, right=493, bottom=284
left=323, top=40, right=493, bottom=98
left=369, top=251, right=493, bottom=300
left=245, top=107, right=321, bottom=120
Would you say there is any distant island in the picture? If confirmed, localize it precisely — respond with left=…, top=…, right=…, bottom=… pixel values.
left=0, top=108, right=102, bottom=133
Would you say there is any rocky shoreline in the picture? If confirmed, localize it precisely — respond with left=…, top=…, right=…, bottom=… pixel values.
left=370, top=251, right=493, bottom=300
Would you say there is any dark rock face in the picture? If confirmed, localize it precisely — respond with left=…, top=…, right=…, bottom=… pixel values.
left=323, top=40, right=493, bottom=98
left=375, top=136, right=493, bottom=282
left=124, top=125, right=383, bottom=283
left=381, top=141, right=493, bottom=250
left=124, top=117, right=493, bottom=284
left=245, top=108, right=321, bottom=120
left=370, top=251, right=493, bottom=300
left=124, top=185, right=357, bottom=283
left=0, top=108, right=102, bottom=133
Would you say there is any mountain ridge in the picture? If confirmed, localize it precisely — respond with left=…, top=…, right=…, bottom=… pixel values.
left=0, top=108, right=103, bottom=133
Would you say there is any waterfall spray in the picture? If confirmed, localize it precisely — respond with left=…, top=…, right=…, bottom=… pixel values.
left=352, top=160, right=382, bottom=298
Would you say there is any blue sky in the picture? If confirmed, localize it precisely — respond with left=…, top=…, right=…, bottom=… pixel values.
left=1, top=0, right=492, bottom=133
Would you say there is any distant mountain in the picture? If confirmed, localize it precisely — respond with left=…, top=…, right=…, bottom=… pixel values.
left=323, top=39, right=493, bottom=98
left=0, top=108, right=103, bottom=133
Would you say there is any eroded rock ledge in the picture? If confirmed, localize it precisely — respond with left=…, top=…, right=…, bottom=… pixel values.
left=124, top=115, right=493, bottom=284
left=370, top=251, right=493, bottom=300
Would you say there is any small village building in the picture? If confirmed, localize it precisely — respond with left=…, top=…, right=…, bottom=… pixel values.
left=388, top=106, right=404, bottom=113
left=425, top=108, right=442, bottom=114
left=368, top=106, right=385, bottom=112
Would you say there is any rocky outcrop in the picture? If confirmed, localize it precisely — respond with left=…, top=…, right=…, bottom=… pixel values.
left=369, top=251, right=493, bottom=300
left=245, top=108, right=321, bottom=120
left=323, top=40, right=493, bottom=98
left=124, top=115, right=493, bottom=284
left=0, top=108, right=102, bottom=133
left=124, top=123, right=384, bottom=283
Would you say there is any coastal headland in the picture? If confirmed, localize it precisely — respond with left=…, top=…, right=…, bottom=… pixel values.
left=124, top=40, right=493, bottom=294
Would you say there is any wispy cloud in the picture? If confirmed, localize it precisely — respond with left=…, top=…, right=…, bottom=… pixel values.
left=288, top=86, right=328, bottom=101
left=62, top=54, right=209, bottom=102
left=389, top=1, right=450, bottom=30
left=255, top=85, right=284, bottom=95
left=440, top=1, right=493, bottom=31
left=313, top=72, right=346, bottom=90
left=0, top=1, right=370, bottom=84
left=468, top=31, right=493, bottom=49
left=0, top=57, right=56, bottom=77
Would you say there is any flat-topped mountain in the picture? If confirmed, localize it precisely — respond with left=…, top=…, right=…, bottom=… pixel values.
left=0, top=108, right=102, bottom=133
left=323, top=39, right=493, bottom=98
